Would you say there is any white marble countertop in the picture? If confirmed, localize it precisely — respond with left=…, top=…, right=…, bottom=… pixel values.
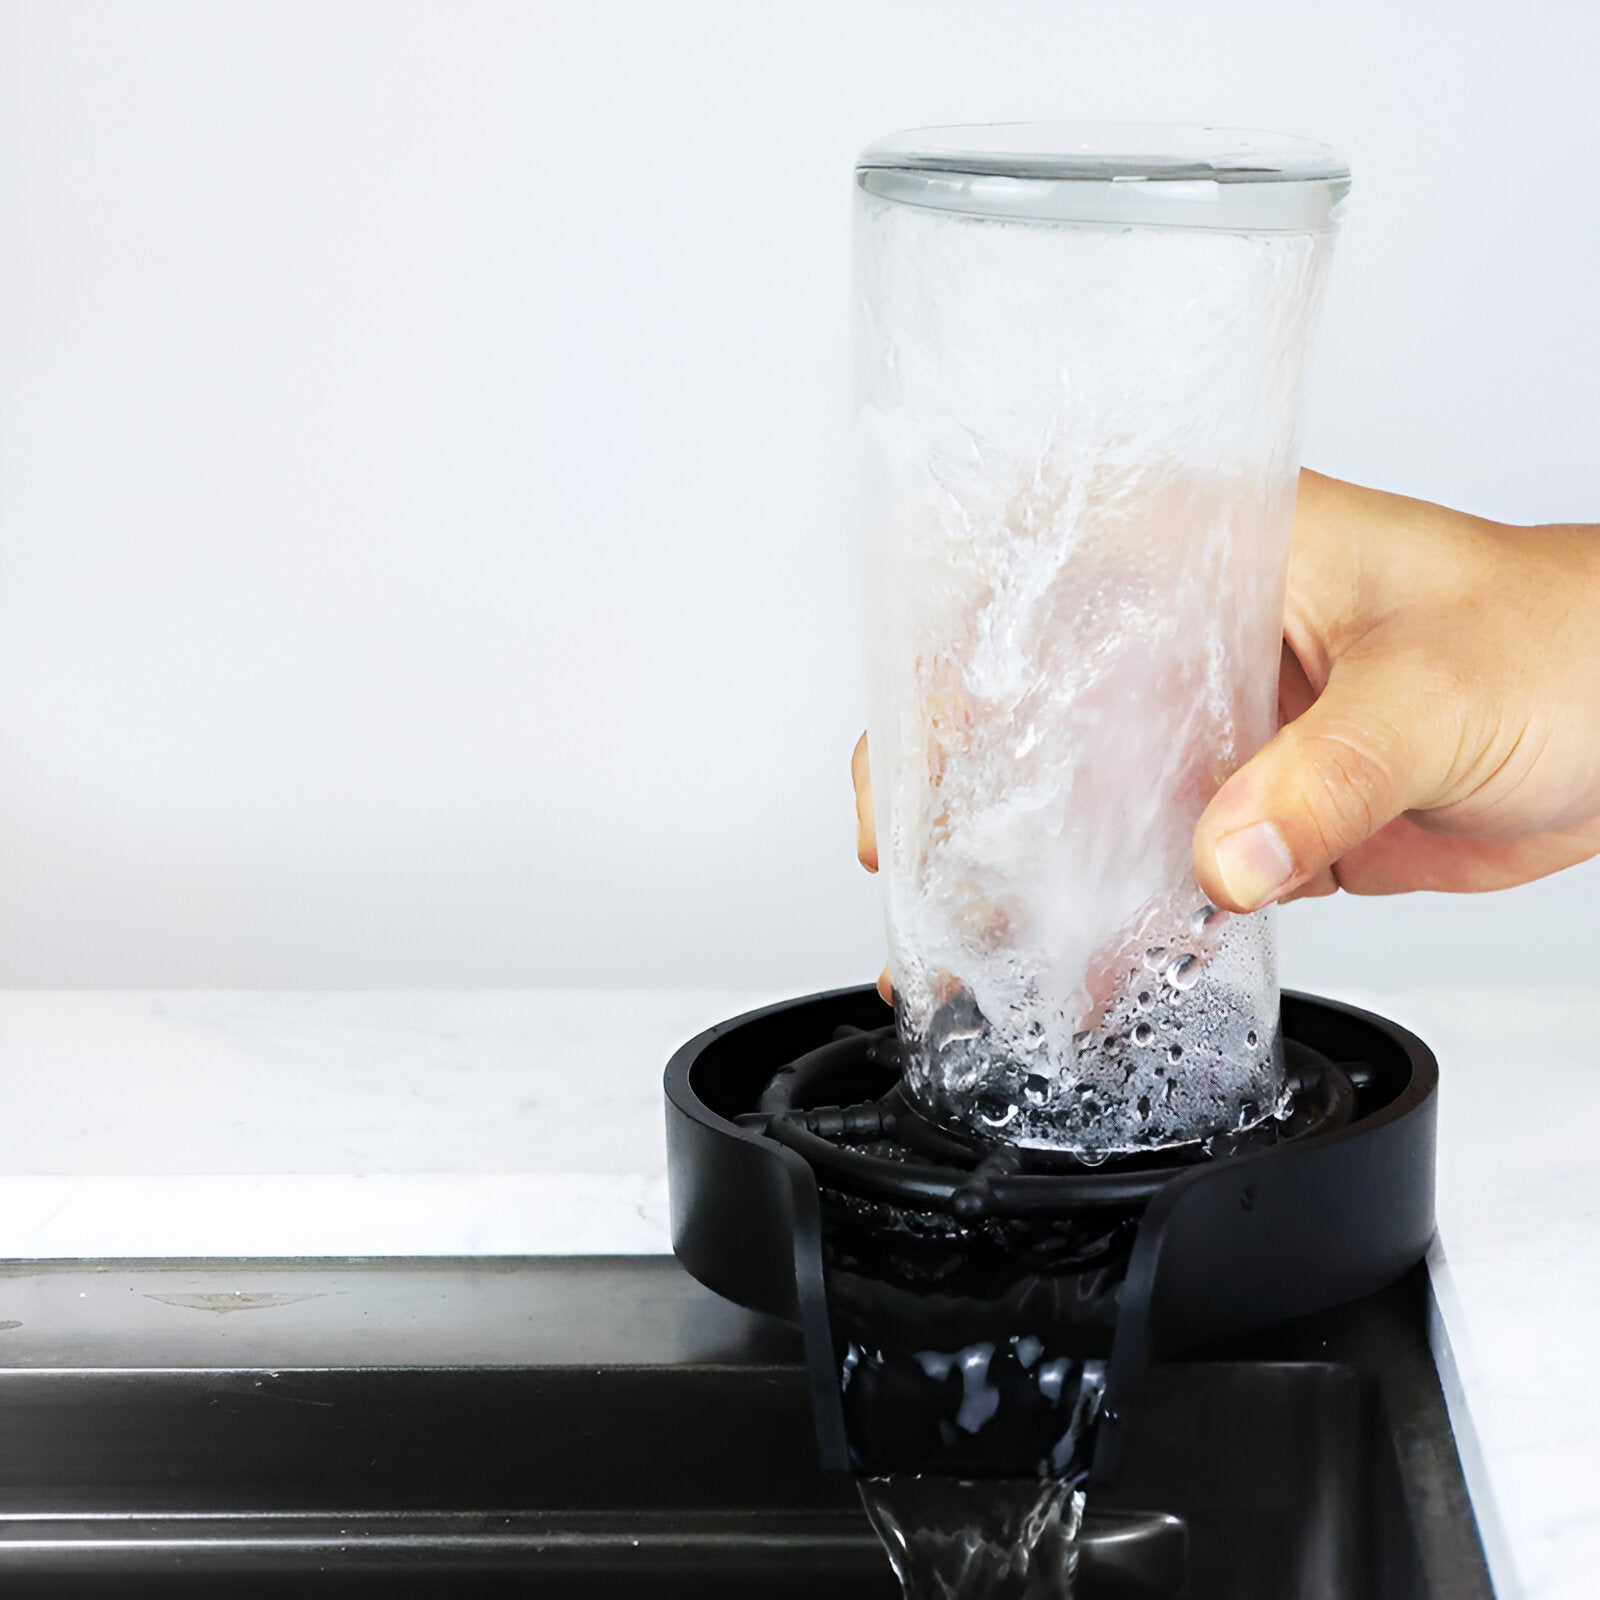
left=0, top=986, right=1592, bottom=1599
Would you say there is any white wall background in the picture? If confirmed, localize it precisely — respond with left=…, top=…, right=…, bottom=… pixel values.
left=0, top=0, right=1595, bottom=991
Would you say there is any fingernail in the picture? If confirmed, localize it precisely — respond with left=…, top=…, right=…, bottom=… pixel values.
left=1213, top=821, right=1296, bottom=911
left=857, top=829, right=878, bottom=873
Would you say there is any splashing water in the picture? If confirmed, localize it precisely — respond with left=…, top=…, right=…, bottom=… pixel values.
left=861, top=1475, right=1087, bottom=1599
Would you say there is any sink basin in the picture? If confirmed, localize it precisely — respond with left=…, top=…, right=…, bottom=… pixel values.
left=0, top=1255, right=1491, bottom=1596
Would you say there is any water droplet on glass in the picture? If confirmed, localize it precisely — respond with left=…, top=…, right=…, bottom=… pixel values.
left=1166, top=955, right=1201, bottom=991
left=1143, top=947, right=1167, bottom=970
left=1133, top=1022, right=1154, bottom=1046
left=1246, top=1030, right=1259, bottom=1049
left=1190, top=903, right=1221, bottom=935
left=1024, top=1074, right=1050, bottom=1104
left=1167, top=1044, right=1184, bottom=1064
left=1072, top=1031, right=1091, bottom=1051
left=1136, top=990, right=1153, bottom=1010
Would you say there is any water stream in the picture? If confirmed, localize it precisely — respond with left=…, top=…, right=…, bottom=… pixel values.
left=860, top=1475, right=1087, bottom=1599
left=840, top=1332, right=1105, bottom=1598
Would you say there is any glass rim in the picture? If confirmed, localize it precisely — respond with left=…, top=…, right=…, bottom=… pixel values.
left=856, top=122, right=1350, bottom=232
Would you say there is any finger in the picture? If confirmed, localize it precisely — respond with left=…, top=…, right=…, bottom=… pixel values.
left=1324, top=811, right=1600, bottom=897
left=852, top=731, right=878, bottom=872
left=1277, top=637, right=1318, bottom=729
left=877, top=966, right=893, bottom=1005
left=1278, top=866, right=1339, bottom=903
left=1194, top=647, right=1458, bottom=912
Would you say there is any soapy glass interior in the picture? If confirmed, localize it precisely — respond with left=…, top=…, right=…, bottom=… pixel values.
left=858, top=148, right=1340, bottom=1158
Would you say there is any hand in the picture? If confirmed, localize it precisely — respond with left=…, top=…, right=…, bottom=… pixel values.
left=1193, top=471, right=1600, bottom=909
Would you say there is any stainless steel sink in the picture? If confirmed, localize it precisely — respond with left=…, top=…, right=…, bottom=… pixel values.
left=0, top=1255, right=1492, bottom=1596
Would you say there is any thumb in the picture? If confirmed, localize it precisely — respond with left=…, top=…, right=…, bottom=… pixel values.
left=1194, top=651, right=1449, bottom=912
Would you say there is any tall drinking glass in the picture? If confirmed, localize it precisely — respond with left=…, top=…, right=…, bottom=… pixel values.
left=857, top=124, right=1347, bottom=1159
